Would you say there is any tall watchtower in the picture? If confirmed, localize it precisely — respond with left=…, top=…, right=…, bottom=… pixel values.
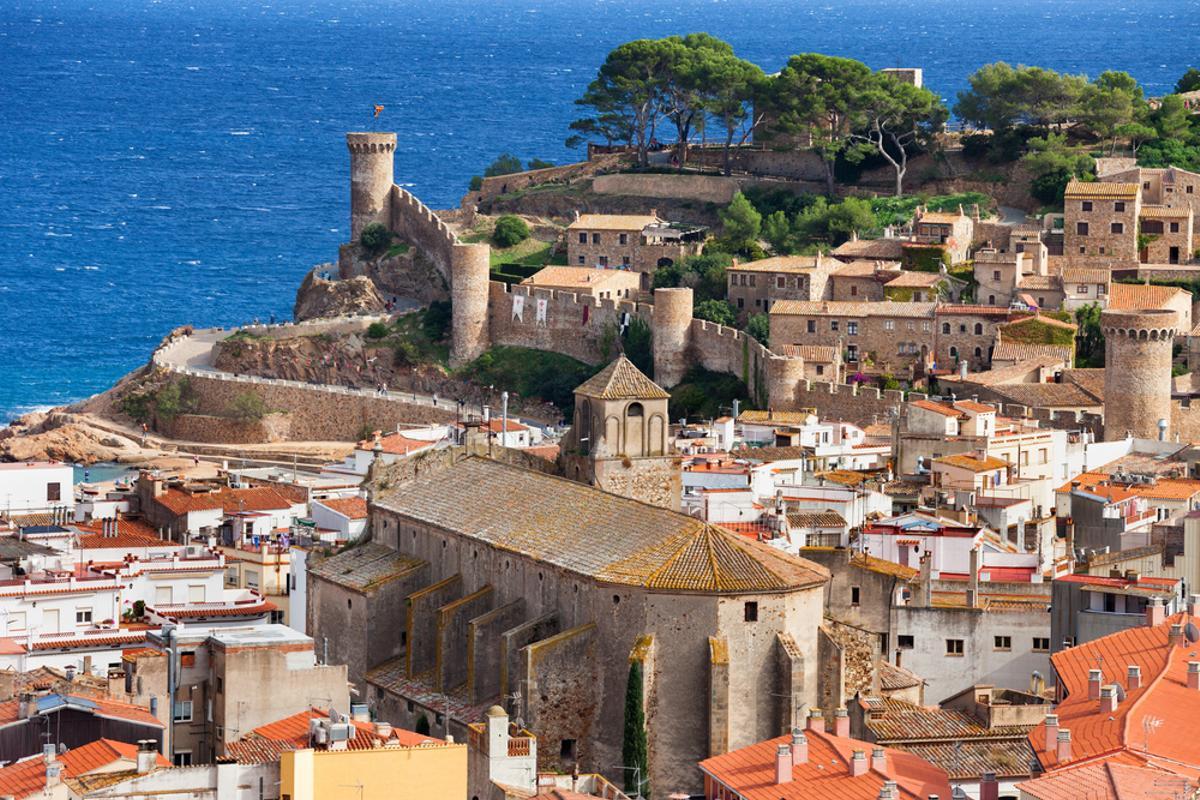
left=1101, top=308, right=1178, bottom=441
left=346, top=132, right=396, bottom=241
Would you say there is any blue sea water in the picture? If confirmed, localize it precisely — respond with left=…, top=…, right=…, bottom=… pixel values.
left=2, top=0, right=1198, bottom=422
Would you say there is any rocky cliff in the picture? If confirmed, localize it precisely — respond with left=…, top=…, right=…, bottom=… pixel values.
left=293, top=270, right=386, bottom=321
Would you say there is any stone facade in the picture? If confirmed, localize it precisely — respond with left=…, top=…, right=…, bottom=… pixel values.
left=769, top=300, right=936, bottom=377
left=161, top=412, right=292, bottom=444
left=726, top=255, right=834, bottom=317
left=346, top=132, right=396, bottom=241
left=1102, top=308, right=1178, bottom=441
left=566, top=213, right=705, bottom=290
left=1063, top=181, right=1142, bottom=267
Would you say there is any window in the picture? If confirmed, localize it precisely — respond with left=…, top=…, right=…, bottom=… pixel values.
left=188, top=584, right=205, bottom=603
left=776, top=276, right=786, bottom=289
left=974, top=323, right=983, bottom=335
left=180, top=651, right=196, bottom=668
left=993, top=270, right=1001, bottom=280
left=748, top=275, right=756, bottom=287
left=884, top=320, right=895, bottom=331
left=6, top=612, right=26, bottom=632
left=922, top=321, right=931, bottom=332
left=576, top=255, right=585, bottom=265
left=1076, top=222, right=1089, bottom=235
left=815, top=365, right=824, bottom=376
left=942, top=322, right=951, bottom=334
left=949, top=346, right=958, bottom=359
left=744, top=601, right=758, bottom=621
left=618, top=233, right=628, bottom=245
left=560, top=739, right=577, bottom=761
left=46, top=483, right=61, bottom=502
left=627, top=402, right=643, bottom=417
left=1081, top=201, right=1093, bottom=212
left=216, top=677, right=223, bottom=694
left=959, top=324, right=967, bottom=333
left=851, top=586, right=861, bottom=606
left=946, top=639, right=965, bottom=656
left=807, top=320, right=816, bottom=333
left=591, top=233, right=600, bottom=245
left=974, top=346, right=983, bottom=358
left=988, top=295, right=996, bottom=305
left=598, top=255, right=609, bottom=267
left=1032, top=637, right=1050, bottom=652
left=831, top=320, right=839, bottom=332
left=173, top=701, right=193, bottom=723
left=847, top=321, right=858, bottom=336
left=173, top=751, right=192, bottom=767
left=898, top=635, right=914, bottom=649
left=1188, top=185, right=1195, bottom=194
left=994, top=635, right=1012, bottom=651
left=1114, top=201, right=1125, bottom=212
left=1079, top=246, right=1086, bottom=254
left=736, top=297, right=744, bottom=309
left=578, top=232, right=587, bottom=244
left=1111, top=222, right=1124, bottom=234
left=622, top=255, right=631, bottom=266
left=75, top=609, right=93, bottom=625
left=1171, top=222, right=1180, bottom=233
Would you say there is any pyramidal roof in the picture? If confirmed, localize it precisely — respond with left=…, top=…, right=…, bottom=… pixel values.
left=575, top=355, right=670, bottom=400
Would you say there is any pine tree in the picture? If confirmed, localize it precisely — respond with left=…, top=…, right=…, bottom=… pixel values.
left=622, top=661, right=650, bottom=798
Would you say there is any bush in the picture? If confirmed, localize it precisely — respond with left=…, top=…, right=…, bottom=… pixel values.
left=745, top=313, right=769, bottom=345
left=227, top=392, right=267, bottom=423
left=493, top=215, right=530, bottom=248
left=421, top=300, right=452, bottom=342
left=483, top=153, right=524, bottom=177
left=468, top=175, right=483, bottom=191
left=366, top=321, right=390, bottom=340
left=694, top=299, right=737, bottom=327
left=460, top=346, right=598, bottom=415
left=669, top=367, right=752, bottom=421
left=360, top=222, right=392, bottom=255
left=153, top=378, right=199, bottom=424
left=527, top=158, right=555, bottom=170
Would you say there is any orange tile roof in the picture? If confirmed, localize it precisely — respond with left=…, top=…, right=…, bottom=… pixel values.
left=910, top=399, right=963, bottom=418
left=1108, top=282, right=1189, bottom=312
left=155, top=486, right=296, bottom=516
left=574, top=355, right=669, bottom=400
left=0, top=738, right=169, bottom=799
left=1065, top=180, right=1139, bottom=198
left=225, top=708, right=441, bottom=764
left=1017, top=759, right=1195, bottom=800
left=934, top=453, right=1010, bottom=472
left=1030, top=611, right=1200, bottom=772
left=73, top=518, right=178, bottom=550
left=316, top=497, right=368, bottom=520
left=953, top=400, right=996, bottom=414
left=358, top=432, right=438, bottom=456
left=699, top=727, right=952, bottom=800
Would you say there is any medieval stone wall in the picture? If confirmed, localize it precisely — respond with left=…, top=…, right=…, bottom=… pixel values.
left=390, top=185, right=459, bottom=282
left=161, top=412, right=292, bottom=444
left=463, top=154, right=629, bottom=210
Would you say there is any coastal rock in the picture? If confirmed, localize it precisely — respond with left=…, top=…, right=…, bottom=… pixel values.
left=0, top=418, right=140, bottom=465
left=293, top=270, right=385, bottom=321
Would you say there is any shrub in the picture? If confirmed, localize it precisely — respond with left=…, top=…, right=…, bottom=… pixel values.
left=745, top=313, right=769, bottom=345
left=359, top=222, right=392, bottom=255
left=421, top=300, right=452, bottom=342
left=227, top=392, right=267, bottom=423
left=153, top=378, right=199, bottom=423
left=493, top=215, right=530, bottom=248
left=468, top=175, right=483, bottom=191
left=694, top=299, right=737, bottom=327
left=527, top=158, right=555, bottom=170
left=366, top=321, right=390, bottom=340
left=483, top=153, right=524, bottom=177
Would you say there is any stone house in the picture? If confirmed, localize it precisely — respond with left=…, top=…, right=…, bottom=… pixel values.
left=566, top=213, right=705, bottom=289
left=1058, top=267, right=1110, bottom=311
left=312, top=455, right=831, bottom=793
left=1139, top=205, right=1194, bottom=264
left=828, top=260, right=902, bottom=301
left=769, top=300, right=936, bottom=377
left=521, top=266, right=641, bottom=300
left=830, top=235, right=906, bottom=264
left=1063, top=180, right=1141, bottom=267
left=1102, top=164, right=1200, bottom=217
left=777, top=344, right=843, bottom=382
left=974, top=248, right=1062, bottom=310
left=911, top=207, right=974, bottom=265
left=934, top=306, right=1019, bottom=370
left=883, top=270, right=952, bottom=303
left=726, top=254, right=835, bottom=317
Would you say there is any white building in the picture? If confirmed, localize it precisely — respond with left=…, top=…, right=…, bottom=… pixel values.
left=310, top=497, right=367, bottom=542
left=0, top=462, right=74, bottom=516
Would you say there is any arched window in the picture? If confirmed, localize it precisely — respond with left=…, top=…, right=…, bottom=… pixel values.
left=974, top=323, right=984, bottom=335
left=942, top=322, right=951, bottom=334
left=627, top=402, right=644, bottom=417
left=974, top=346, right=983, bottom=358
left=949, top=346, right=959, bottom=359
left=988, top=295, right=995, bottom=305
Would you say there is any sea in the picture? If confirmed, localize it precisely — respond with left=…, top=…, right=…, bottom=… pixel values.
left=2, top=0, right=1198, bottom=422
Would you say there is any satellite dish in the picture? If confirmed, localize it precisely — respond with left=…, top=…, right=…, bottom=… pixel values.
left=1185, top=622, right=1200, bottom=643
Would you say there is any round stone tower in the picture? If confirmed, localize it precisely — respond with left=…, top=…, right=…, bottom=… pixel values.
left=1101, top=308, right=1178, bottom=441
left=346, top=132, right=397, bottom=241
left=450, top=242, right=492, bottom=366
left=767, top=355, right=806, bottom=411
left=651, top=287, right=694, bottom=388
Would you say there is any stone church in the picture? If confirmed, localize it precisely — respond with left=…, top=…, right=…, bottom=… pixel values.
left=307, top=360, right=834, bottom=794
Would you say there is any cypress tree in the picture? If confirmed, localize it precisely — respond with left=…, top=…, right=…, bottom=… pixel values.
left=622, top=661, right=650, bottom=798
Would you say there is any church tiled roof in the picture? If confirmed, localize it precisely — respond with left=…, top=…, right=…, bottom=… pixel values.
left=574, top=355, right=670, bottom=400
left=372, top=458, right=828, bottom=594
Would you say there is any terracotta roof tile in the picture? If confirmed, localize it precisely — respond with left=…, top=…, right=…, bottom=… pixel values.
left=568, top=214, right=659, bottom=231
left=910, top=399, right=964, bottom=418
left=770, top=300, right=936, bottom=319
left=374, top=458, right=829, bottom=593
left=1108, top=282, right=1189, bottom=313
left=832, top=238, right=907, bottom=260
left=72, top=518, right=177, bottom=550
left=1065, top=181, right=1139, bottom=198
left=934, top=453, right=1010, bottom=472
left=154, top=486, right=296, bottom=516
left=574, top=356, right=669, bottom=400
left=1017, top=758, right=1195, bottom=799
left=226, top=708, right=441, bottom=764
left=315, top=497, right=368, bottom=520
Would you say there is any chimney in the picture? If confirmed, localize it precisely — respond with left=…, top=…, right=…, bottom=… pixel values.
left=1056, top=729, right=1072, bottom=763
left=17, top=693, right=35, bottom=720
left=42, top=744, right=55, bottom=765
left=979, top=772, right=999, bottom=800
left=775, top=744, right=792, bottom=784
left=1128, top=664, right=1142, bottom=691
left=790, top=729, right=808, bottom=765
left=1043, top=714, right=1058, bottom=751
left=1190, top=594, right=1200, bottom=616
left=871, top=746, right=887, bottom=773
left=850, top=750, right=868, bottom=778
left=1087, top=669, right=1103, bottom=700
left=1099, top=684, right=1118, bottom=713
left=136, top=740, right=157, bottom=774
left=1189, top=662, right=1200, bottom=691
left=807, top=709, right=823, bottom=731
left=1147, top=596, right=1166, bottom=627
left=1170, top=624, right=1184, bottom=647
left=833, top=708, right=850, bottom=738
left=968, top=546, right=981, bottom=609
